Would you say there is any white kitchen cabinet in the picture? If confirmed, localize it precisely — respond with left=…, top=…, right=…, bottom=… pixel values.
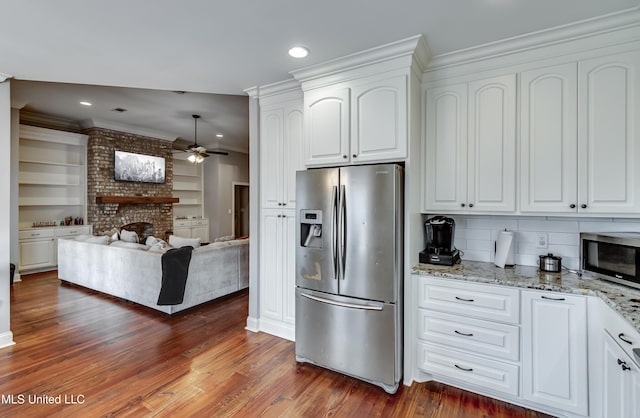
left=423, top=74, right=516, bottom=212
left=521, top=51, right=640, bottom=214
left=259, top=209, right=296, bottom=338
left=260, top=100, right=303, bottom=209
left=520, top=62, right=578, bottom=213
left=304, top=73, right=408, bottom=166
left=602, top=331, right=640, bottom=418
left=415, top=276, right=521, bottom=397
left=350, top=74, right=407, bottom=163
left=521, top=290, right=588, bottom=416
left=577, top=51, right=640, bottom=214
left=173, top=219, right=209, bottom=242
left=304, top=87, right=350, bottom=166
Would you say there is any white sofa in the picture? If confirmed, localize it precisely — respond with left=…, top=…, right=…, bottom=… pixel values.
left=57, top=237, right=249, bottom=314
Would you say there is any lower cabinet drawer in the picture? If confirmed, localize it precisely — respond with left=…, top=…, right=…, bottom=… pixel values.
left=417, top=341, right=519, bottom=396
left=418, top=309, right=520, bottom=361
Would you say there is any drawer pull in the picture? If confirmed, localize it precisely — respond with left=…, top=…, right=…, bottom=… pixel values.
left=455, top=296, right=474, bottom=302
left=454, top=364, right=473, bottom=372
left=454, top=330, right=474, bottom=337
left=618, top=333, right=633, bottom=345
left=541, top=295, right=565, bottom=301
left=618, top=359, right=631, bottom=371
left=32, top=233, right=41, bottom=237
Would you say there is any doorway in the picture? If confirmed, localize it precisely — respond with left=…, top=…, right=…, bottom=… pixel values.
left=232, top=182, right=249, bottom=238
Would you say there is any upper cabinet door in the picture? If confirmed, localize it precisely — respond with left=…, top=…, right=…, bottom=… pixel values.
left=423, top=83, right=468, bottom=212
left=304, top=87, right=350, bottom=166
left=283, top=104, right=304, bottom=208
left=578, top=51, right=640, bottom=213
left=351, top=74, right=407, bottom=163
left=467, top=74, right=516, bottom=212
left=260, top=108, right=284, bottom=208
left=520, top=63, right=578, bottom=213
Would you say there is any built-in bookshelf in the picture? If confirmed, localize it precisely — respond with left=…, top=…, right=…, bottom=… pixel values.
left=18, top=125, right=88, bottom=229
left=172, top=152, right=204, bottom=219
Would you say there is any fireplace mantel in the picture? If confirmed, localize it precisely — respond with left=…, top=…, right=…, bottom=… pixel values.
left=96, top=196, right=180, bottom=204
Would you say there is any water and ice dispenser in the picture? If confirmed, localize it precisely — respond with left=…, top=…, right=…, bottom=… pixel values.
left=300, top=209, right=323, bottom=248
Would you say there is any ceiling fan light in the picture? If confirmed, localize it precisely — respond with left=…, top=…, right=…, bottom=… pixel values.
left=188, top=154, right=197, bottom=163
left=195, top=154, right=204, bottom=163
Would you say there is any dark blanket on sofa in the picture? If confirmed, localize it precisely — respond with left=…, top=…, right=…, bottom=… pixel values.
left=157, top=246, right=193, bottom=305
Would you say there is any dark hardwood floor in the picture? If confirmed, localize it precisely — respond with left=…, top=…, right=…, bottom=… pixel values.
left=0, top=271, right=552, bottom=417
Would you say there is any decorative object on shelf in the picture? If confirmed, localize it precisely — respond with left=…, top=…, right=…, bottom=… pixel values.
left=64, top=216, right=73, bottom=226
left=33, top=221, right=57, bottom=228
left=178, top=114, right=228, bottom=164
left=74, top=217, right=84, bottom=225
left=114, top=150, right=166, bottom=184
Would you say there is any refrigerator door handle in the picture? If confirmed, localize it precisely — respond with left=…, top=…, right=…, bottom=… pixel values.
left=300, top=292, right=384, bottom=311
left=330, top=185, right=338, bottom=279
left=338, top=184, right=346, bottom=280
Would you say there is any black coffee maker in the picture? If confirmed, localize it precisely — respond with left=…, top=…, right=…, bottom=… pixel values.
left=419, top=216, right=460, bottom=266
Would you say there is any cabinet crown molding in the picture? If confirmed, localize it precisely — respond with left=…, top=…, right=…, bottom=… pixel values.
left=290, top=34, right=430, bottom=85
left=427, top=7, right=640, bottom=72
left=0, top=72, right=13, bottom=83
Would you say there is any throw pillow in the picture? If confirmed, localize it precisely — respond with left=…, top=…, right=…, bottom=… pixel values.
left=169, top=235, right=201, bottom=249
left=120, top=229, right=139, bottom=243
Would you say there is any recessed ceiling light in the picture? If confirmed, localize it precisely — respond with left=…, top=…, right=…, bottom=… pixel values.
left=216, top=134, right=223, bottom=138
left=80, top=101, right=92, bottom=106
left=288, top=46, right=309, bottom=58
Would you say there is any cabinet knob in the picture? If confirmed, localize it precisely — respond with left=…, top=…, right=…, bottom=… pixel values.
left=468, top=203, right=474, bottom=208
left=581, top=204, right=587, bottom=209
left=460, top=203, right=465, bottom=208
left=570, top=204, right=576, bottom=209
left=342, top=155, right=348, bottom=159
left=282, top=203, right=286, bottom=206
left=352, top=154, right=357, bottom=158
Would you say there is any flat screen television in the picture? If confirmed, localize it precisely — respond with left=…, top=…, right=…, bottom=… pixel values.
left=114, top=150, right=166, bottom=184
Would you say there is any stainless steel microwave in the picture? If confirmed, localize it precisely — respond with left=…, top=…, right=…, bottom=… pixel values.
left=581, top=232, right=640, bottom=290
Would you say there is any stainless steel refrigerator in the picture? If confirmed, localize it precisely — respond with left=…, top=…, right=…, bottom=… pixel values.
left=295, top=163, right=403, bottom=394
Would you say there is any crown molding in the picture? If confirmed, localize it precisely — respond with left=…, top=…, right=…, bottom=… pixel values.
left=80, top=118, right=177, bottom=142
left=257, top=78, right=302, bottom=99
left=0, top=72, right=12, bottom=83
left=427, top=6, right=640, bottom=71
left=244, top=86, right=259, bottom=99
left=19, top=124, right=87, bottom=145
left=20, top=110, right=84, bottom=133
left=290, top=34, right=430, bottom=84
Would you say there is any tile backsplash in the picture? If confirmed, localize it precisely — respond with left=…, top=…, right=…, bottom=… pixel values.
left=434, top=215, right=640, bottom=270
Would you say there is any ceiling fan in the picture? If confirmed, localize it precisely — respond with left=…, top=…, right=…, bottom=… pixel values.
left=182, top=114, right=228, bottom=163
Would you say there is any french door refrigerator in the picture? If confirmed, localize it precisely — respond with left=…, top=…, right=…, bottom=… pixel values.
left=295, top=163, right=403, bottom=394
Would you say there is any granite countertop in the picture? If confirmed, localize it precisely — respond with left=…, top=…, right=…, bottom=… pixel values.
left=412, top=260, right=640, bottom=334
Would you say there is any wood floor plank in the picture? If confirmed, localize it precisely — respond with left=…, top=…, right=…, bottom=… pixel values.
left=0, top=271, right=553, bottom=417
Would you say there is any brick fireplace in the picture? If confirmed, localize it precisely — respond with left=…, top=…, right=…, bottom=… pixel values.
left=85, top=127, right=174, bottom=236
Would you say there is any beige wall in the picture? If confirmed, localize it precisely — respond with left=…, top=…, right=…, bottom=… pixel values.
left=203, top=151, right=249, bottom=240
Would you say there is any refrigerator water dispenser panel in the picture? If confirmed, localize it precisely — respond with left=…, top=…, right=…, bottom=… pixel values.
left=300, top=209, right=323, bottom=248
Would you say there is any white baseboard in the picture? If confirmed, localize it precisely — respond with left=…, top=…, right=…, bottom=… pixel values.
left=245, top=316, right=260, bottom=333
left=259, top=318, right=295, bottom=342
left=13, top=272, right=21, bottom=282
left=0, top=331, right=15, bottom=349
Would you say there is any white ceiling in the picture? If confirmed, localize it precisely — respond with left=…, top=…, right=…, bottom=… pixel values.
left=2, top=0, right=639, bottom=151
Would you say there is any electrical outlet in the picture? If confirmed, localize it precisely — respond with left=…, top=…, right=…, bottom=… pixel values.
left=536, top=232, right=548, bottom=249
